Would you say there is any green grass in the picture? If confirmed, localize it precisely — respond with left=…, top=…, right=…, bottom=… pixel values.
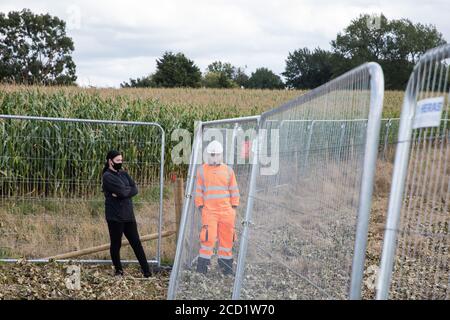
left=0, top=247, right=12, bottom=259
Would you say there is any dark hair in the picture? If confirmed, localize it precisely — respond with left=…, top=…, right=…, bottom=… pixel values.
left=102, top=150, right=121, bottom=173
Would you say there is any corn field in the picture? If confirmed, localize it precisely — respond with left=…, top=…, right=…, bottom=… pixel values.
left=0, top=85, right=404, bottom=199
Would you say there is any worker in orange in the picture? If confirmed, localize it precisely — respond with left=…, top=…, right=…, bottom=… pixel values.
left=240, top=136, right=251, bottom=163
left=194, top=140, right=240, bottom=275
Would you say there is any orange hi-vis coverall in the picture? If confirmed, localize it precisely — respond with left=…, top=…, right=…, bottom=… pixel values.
left=194, top=163, right=240, bottom=262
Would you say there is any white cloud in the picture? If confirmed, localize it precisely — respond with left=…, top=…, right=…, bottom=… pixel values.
left=76, top=56, right=157, bottom=87
left=0, top=0, right=449, bottom=87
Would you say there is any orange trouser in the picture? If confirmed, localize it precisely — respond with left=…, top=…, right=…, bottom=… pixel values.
left=199, top=208, right=236, bottom=261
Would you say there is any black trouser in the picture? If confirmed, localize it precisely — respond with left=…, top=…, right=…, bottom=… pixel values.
left=107, top=220, right=150, bottom=274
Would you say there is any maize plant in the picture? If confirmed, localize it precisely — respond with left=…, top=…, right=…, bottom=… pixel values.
left=0, top=85, right=404, bottom=199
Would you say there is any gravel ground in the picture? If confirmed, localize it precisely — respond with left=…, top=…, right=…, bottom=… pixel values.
left=0, top=260, right=169, bottom=300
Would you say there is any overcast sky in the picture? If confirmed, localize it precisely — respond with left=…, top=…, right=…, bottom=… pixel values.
left=1, top=0, right=449, bottom=87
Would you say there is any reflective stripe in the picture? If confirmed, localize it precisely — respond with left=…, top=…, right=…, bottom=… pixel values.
left=193, top=192, right=204, bottom=197
left=217, top=254, right=233, bottom=260
left=205, top=186, right=229, bottom=191
left=201, top=245, right=214, bottom=251
left=198, top=165, right=240, bottom=202
left=204, top=194, right=232, bottom=200
left=218, top=247, right=232, bottom=252
left=199, top=253, right=212, bottom=259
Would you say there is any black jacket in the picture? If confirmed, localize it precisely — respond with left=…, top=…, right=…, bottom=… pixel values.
left=102, top=169, right=138, bottom=222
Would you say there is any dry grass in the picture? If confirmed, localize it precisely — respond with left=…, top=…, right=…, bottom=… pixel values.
left=0, top=186, right=178, bottom=263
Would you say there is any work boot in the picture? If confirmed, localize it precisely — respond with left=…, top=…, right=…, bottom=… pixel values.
left=218, top=258, right=233, bottom=276
left=196, top=257, right=210, bottom=274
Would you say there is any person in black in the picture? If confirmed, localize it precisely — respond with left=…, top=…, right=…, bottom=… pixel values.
left=102, top=150, right=151, bottom=278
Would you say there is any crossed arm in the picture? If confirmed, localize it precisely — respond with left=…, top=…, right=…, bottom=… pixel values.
left=103, top=173, right=138, bottom=199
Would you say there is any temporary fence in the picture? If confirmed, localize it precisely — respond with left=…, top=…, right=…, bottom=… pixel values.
left=168, top=116, right=260, bottom=299
left=169, top=62, right=384, bottom=300
left=377, top=44, right=450, bottom=300
left=0, top=115, right=165, bottom=266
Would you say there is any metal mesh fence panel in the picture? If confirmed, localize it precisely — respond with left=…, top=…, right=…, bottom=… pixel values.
left=0, top=115, right=165, bottom=264
left=233, top=63, right=384, bottom=299
left=168, top=116, right=259, bottom=299
left=377, top=44, right=450, bottom=300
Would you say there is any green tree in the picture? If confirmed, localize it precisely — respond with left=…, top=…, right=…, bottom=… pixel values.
left=202, top=61, right=240, bottom=88
left=233, top=67, right=249, bottom=88
left=247, top=68, right=284, bottom=89
left=283, top=48, right=334, bottom=89
left=202, top=71, right=236, bottom=88
left=331, top=14, right=446, bottom=89
left=0, top=9, right=77, bottom=85
left=120, top=74, right=155, bottom=88
left=152, top=52, right=201, bottom=88
left=206, top=61, right=235, bottom=79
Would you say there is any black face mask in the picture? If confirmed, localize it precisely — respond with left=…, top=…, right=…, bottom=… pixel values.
left=111, top=161, right=122, bottom=171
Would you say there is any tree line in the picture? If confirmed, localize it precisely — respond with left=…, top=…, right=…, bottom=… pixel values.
left=0, top=9, right=446, bottom=90
left=120, top=56, right=284, bottom=89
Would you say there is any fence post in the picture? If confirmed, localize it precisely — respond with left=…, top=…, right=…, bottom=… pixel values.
left=338, top=122, right=346, bottom=160
left=349, top=62, right=384, bottom=299
left=302, top=120, right=315, bottom=175
left=382, top=119, right=392, bottom=161
left=232, top=118, right=260, bottom=300
left=157, top=126, right=165, bottom=268
left=375, top=50, right=430, bottom=299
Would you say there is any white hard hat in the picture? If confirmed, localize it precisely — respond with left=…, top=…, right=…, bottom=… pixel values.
left=206, top=140, right=223, bottom=154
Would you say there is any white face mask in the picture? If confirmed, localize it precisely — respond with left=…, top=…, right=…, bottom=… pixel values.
left=207, top=153, right=222, bottom=165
